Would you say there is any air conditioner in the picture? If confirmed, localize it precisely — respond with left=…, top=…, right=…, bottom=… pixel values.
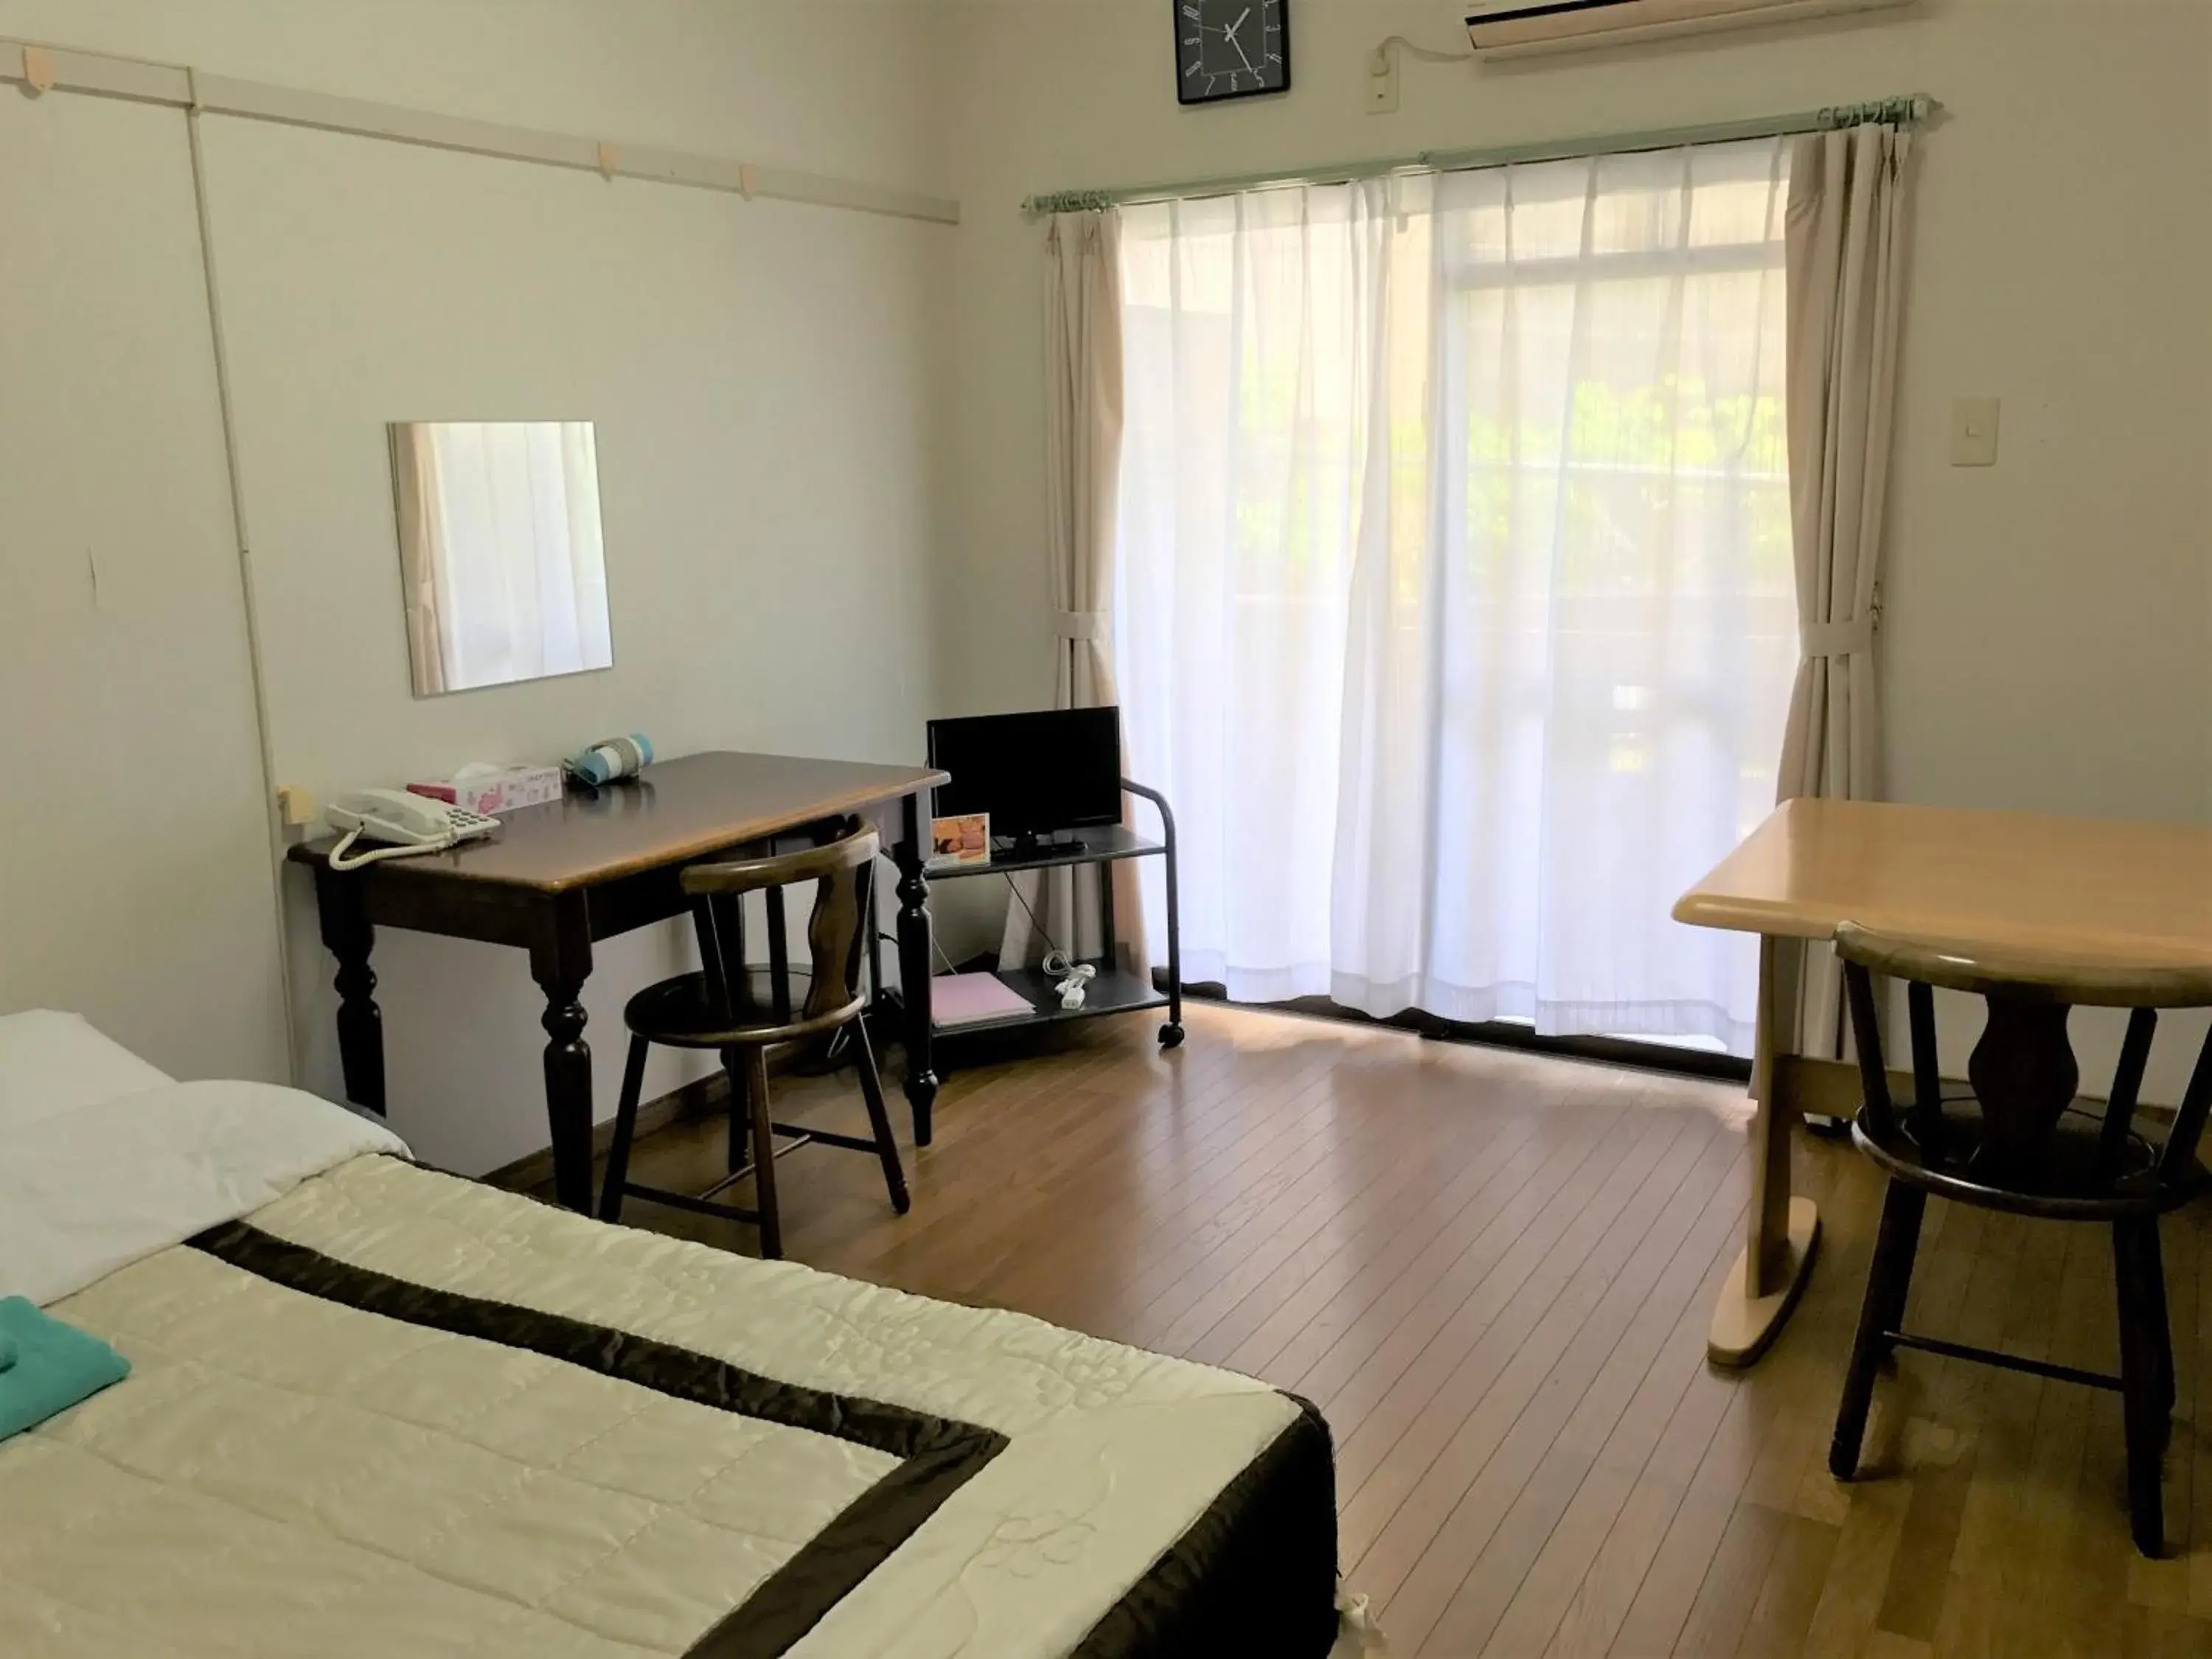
left=1464, top=0, right=1916, bottom=59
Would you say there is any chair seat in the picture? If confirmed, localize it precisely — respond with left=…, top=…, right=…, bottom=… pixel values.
left=624, top=970, right=862, bottom=1048
left=1854, top=1102, right=2203, bottom=1220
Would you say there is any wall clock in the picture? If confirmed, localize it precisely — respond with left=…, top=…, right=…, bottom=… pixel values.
left=1175, top=0, right=1290, bottom=105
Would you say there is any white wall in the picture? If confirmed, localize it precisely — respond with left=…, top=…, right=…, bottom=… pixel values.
left=0, top=86, right=288, bottom=1084
left=933, top=0, right=2212, bottom=1096
left=226, top=120, right=945, bottom=1176
left=0, top=0, right=954, bottom=1172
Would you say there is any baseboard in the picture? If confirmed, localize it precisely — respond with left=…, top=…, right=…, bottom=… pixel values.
left=1179, top=982, right=1753, bottom=1084
left=482, top=1068, right=732, bottom=1192
left=1778, top=1054, right=2175, bottom=1125
left=1775, top=1054, right=1904, bottom=1119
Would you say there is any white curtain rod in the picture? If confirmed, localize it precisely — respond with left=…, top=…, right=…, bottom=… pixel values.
left=2, top=38, right=961, bottom=226
left=1023, top=94, right=1933, bottom=218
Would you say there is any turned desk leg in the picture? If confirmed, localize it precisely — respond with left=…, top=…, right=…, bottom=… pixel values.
left=894, top=793, right=939, bottom=1147
left=314, top=863, right=386, bottom=1116
left=1710, top=933, right=1823, bottom=1367
left=532, top=898, right=596, bottom=1213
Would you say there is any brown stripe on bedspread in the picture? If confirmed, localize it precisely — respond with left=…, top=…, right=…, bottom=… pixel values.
left=686, top=1434, right=995, bottom=1659
left=1070, top=1394, right=1340, bottom=1659
left=187, top=1220, right=1004, bottom=1658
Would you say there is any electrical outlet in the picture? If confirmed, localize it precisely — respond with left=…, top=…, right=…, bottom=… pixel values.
left=1367, top=49, right=1399, bottom=114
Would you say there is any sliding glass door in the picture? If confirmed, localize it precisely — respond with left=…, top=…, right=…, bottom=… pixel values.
left=1114, top=138, right=1795, bottom=1054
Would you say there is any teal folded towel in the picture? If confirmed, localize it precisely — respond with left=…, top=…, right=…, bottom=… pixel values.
left=0, top=1296, right=130, bottom=1441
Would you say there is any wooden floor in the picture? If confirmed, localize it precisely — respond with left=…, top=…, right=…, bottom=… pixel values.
left=546, top=1001, right=2212, bottom=1658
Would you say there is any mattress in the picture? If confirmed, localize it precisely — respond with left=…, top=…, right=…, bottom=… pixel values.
left=0, top=1032, right=1360, bottom=1659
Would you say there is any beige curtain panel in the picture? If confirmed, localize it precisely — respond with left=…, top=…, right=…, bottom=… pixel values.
left=1048, top=209, right=1124, bottom=711
left=1001, top=209, right=1145, bottom=973
left=1778, top=122, right=1916, bottom=1056
left=391, top=424, right=450, bottom=698
left=1781, top=122, right=1913, bottom=801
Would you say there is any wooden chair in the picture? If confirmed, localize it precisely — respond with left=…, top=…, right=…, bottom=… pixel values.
left=598, top=822, right=908, bottom=1257
left=1829, top=922, right=2212, bottom=1556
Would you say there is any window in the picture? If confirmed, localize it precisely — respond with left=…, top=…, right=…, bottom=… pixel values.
left=1114, top=139, right=1793, bottom=1053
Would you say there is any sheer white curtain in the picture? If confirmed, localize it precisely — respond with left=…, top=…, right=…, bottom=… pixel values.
left=1115, top=139, right=1796, bottom=1053
left=418, top=420, right=612, bottom=692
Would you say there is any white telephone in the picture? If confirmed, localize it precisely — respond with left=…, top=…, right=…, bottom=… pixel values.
left=324, top=790, right=500, bottom=870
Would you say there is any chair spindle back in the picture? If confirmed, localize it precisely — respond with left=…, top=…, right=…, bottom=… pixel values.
left=681, top=822, right=880, bottom=1033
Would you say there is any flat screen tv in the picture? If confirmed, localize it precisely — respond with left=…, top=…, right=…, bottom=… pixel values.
left=926, top=707, right=1123, bottom=842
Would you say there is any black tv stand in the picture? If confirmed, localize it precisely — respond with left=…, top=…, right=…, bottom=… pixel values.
left=1004, top=829, right=1082, bottom=857
left=896, top=777, right=1184, bottom=1053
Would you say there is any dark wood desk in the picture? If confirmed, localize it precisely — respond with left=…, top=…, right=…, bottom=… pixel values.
left=291, top=751, right=947, bottom=1211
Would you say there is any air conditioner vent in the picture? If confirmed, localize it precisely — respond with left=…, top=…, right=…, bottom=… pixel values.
left=1465, top=0, right=1916, bottom=58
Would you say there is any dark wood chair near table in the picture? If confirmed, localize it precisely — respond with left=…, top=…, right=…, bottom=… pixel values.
left=1826, top=922, right=2212, bottom=1557
left=598, top=821, right=909, bottom=1258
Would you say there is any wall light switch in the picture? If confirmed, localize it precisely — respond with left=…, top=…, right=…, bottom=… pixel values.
left=1950, top=397, right=2000, bottom=467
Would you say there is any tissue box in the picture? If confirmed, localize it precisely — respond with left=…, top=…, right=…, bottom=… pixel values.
left=408, top=765, right=564, bottom=815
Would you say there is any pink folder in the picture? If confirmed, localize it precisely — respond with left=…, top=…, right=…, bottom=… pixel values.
left=931, top=971, right=1035, bottom=1028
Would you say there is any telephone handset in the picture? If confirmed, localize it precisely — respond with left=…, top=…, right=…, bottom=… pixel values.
left=324, top=790, right=499, bottom=871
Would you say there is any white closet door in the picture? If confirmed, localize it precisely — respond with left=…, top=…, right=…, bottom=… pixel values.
left=0, top=90, right=286, bottom=1080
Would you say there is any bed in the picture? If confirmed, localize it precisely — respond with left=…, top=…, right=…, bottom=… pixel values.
left=0, top=1011, right=1370, bottom=1659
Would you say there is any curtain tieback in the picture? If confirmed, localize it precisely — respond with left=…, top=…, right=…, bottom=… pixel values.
left=1800, top=616, right=1874, bottom=658
left=1055, top=609, right=1108, bottom=642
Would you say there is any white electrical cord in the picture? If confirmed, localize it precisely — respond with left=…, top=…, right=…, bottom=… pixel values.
left=185, top=68, right=302, bottom=1081
left=1371, top=33, right=1475, bottom=73
left=1043, top=950, right=1097, bottom=1010
left=1009, top=880, right=1098, bottom=1008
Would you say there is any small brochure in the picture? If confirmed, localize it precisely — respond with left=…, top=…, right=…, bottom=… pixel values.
left=928, top=812, right=992, bottom=870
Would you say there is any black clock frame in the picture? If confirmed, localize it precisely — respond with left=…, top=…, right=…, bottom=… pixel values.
left=1173, top=0, right=1291, bottom=108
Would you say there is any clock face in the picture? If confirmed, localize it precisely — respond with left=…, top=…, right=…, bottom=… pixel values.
left=1175, top=0, right=1290, bottom=105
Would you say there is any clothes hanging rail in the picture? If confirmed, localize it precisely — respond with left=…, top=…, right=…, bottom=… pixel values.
left=1021, top=94, right=1930, bottom=218
left=1, top=38, right=961, bottom=226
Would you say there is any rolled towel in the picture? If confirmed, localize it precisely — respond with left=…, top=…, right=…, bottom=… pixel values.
left=0, top=1296, right=129, bottom=1441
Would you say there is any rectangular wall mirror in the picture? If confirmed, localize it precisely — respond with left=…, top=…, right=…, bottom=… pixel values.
left=390, top=420, right=614, bottom=697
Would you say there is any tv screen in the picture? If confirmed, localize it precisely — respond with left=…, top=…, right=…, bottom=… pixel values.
left=927, top=707, right=1123, bottom=838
